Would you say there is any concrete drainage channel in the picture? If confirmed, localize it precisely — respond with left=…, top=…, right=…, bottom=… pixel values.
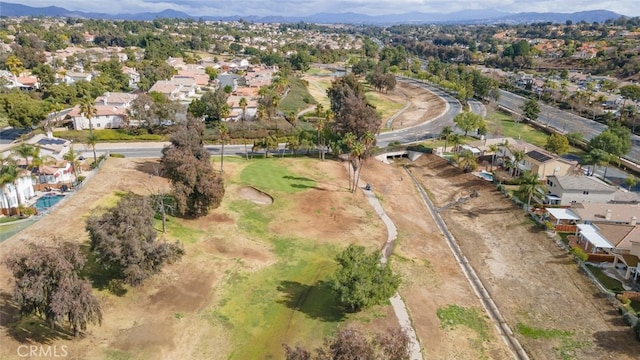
left=404, top=166, right=530, bottom=360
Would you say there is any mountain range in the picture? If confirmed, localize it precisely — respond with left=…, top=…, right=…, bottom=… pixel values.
left=0, top=2, right=624, bottom=25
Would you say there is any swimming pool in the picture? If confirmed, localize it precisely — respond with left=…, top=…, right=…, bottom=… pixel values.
left=35, top=194, right=65, bottom=212
left=478, top=172, right=494, bottom=182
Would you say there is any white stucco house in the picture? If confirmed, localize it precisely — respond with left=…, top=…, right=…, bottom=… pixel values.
left=0, top=169, right=35, bottom=215
left=67, top=104, right=128, bottom=130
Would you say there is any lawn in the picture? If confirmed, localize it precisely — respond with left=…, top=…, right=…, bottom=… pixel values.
left=365, top=87, right=405, bottom=122
left=208, top=158, right=384, bottom=358
left=279, top=78, right=316, bottom=115
left=485, top=111, right=549, bottom=148
left=239, top=158, right=317, bottom=194
left=484, top=111, right=585, bottom=158
left=586, top=264, right=626, bottom=292
left=216, top=200, right=342, bottom=358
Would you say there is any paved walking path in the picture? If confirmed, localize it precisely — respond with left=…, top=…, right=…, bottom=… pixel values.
left=361, top=185, right=423, bottom=360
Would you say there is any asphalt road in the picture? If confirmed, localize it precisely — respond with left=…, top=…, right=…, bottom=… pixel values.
left=497, top=90, right=640, bottom=163
left=376, top=78, right=463, bottom=147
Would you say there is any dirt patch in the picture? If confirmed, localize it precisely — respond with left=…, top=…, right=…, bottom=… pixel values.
left=237, top=186, right=273, bottom=205
left=407, top=154, right=640, bottom=359
left=390, top=82, right=447, bottom=130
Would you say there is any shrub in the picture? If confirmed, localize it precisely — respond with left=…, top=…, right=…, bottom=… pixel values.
left=77, top=175, right=86, bottom=183
left=543, top=220, right=555, bottom=231
left=109, top=153, right=125, bottom=158
left=570, top=247, right=589, bottom=262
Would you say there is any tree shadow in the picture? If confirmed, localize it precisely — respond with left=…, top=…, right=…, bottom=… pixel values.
left=290, top=184, right=320, bottom=190
left=0, top=292, right=73, bottom=343
left=283, top=175, right=315, bottom=182
left=79, top=245, right=127, bottom=296
left=277, top=280, right=347, bottom=322
left=135, top=160, right=165, bottom=177
left=592, top=329, right=640, bottom=356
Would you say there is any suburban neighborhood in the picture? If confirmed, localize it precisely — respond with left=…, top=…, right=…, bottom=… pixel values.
left=1, top=3, right=640, bottom=359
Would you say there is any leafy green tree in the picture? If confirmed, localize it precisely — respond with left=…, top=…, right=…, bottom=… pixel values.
left=453, top=111, right=484, bottom=137
left=624, top=175, right=638, bottom=191
left=4, top=241, right=102, bottom=336
left=331, top=244, right=400, bottom=311
left=582, top=148, right=610, bottom=175
left=0, top=91, right=47, bottom=128
left=31, top=63, right=56, bottom=90
left=545, top=134, right=570, bottom=155
left=520, top=98, right=540, bottom=122
left=619, top=84, right=640, bottom=105
left=566, top=132, right=584, bottom=146
left=86, top=194, right=184, bottom=286
left=588, top=124, right=631, bottom=158
left=162, top=117, right=225, bottom=217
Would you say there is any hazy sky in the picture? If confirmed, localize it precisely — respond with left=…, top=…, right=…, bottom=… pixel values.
left=17, top=0, right=640, bottom=17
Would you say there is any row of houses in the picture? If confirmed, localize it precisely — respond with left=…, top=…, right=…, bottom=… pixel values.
left=547, top=204, right=640, bottom=280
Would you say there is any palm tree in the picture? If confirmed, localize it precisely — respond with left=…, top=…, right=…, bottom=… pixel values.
left=217, top=123, right=229, bottom=173
left=12, top=143, right=34, bottom=169
left=0, top=157, right=20, bottom=216
left=239, top=97, right=249, bottom=160
left=342, top=132, right=357, bottom=191
left=353, top=131, right=375, bottom=192
left=511, top=149, right=526, bottom=177
left=63, top=146, right=81, bottom=179
left=439, top=126, right=453, bottom=152
left=518, top=171, right=543, bottom=209
left=449, top=134, right=463, bottom=153
left=350, top=141, right=365, bottom=193
left=80, top=98, right=98, bottom=165
left=456, top=150, right=477, bottom=172
left=488, top=144, right=499, bottom=171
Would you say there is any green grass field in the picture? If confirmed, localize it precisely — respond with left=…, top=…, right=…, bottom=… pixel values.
left=366, top=90, right=405, bottom=123
left=216, top=200, right=341, bottom=358
left=485, top=111, right=550, bottom=148
left=239, top=158, right=317, bottom=194
left=213, top=159, right=367, bottom=357
left=279, top=78, right=316, bottom=115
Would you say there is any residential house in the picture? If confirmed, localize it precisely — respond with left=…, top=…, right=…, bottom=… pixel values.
left=0, top=168, right=35, bottom=215
left=34, top=162, right=74, bottom=186
left=227, top=95, right=258, bottom=121
left=25, top=133, right=71, bottom=160
left=63, top=71, right=93, bottom=84
left=95, top=92, right=138, bottom=108
left=149, top=80, right=181, bottom=100
left=545, top=175, right=617, bottom=205
left=519, top=148, right=577, bottom=180
left=67, top=105, right=128, bottom=130
left=122, top=66, right=140, bottom=88
left=217, top=73, right=241, bottom=92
